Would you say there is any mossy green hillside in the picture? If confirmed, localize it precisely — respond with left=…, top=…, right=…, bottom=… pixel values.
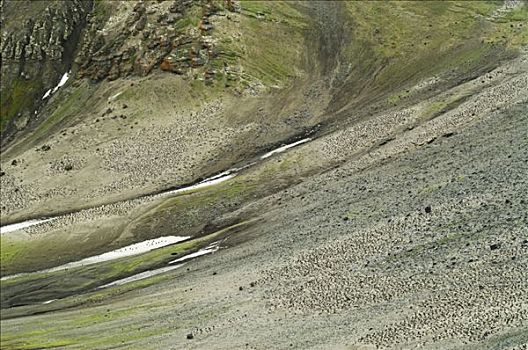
left=214, top=1, right=309, bottom=88
left=0, top=77, right=42, bottom=133
left=336, top=1, right=525, bottom=112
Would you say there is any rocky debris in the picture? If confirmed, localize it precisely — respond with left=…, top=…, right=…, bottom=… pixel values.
left=47, top=156, right=86, bottom=175
left=254, top=102, right=528, bottom=348
left=1, top=50, right=526, bottom=226
left=489, top=243, right=501, bottom=250
left=1, top=0, right=90, bottom=62
left=1, top=0, right=243, bottom=143
left=38, top=145, right=51, bottom=152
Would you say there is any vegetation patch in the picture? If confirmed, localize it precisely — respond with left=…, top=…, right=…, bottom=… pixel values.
left=0, top=77, right=41, bottom=133
left=339, top=1, right=523, bottom=110
left=0, top=220, right=255, bottom=310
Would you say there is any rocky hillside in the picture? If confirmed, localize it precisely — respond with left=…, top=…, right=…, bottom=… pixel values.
left=0, top=1, right=527, bottom=349
left=0, top=0, right=242, bottom=142
left=0, top=0, right=91, bottom=140
left=1, top=0, right=525, bottom=225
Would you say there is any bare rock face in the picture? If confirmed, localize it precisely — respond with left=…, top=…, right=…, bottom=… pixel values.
left=0, top=0, right=92, bottom=143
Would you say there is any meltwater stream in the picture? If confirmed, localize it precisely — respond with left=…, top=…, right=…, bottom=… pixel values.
left=0, top=137, right=311, bottom=289
left=0, top=236, right=190, bottom=281
left=0, top=218, right=56, bottom=234
left=0, top=137, right=312, bottom=236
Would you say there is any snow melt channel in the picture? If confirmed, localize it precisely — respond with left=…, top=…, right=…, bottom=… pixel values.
left=162, top=173, right=236, bottom=197
left=98, top=263, right=187, bottom=288
left=260, top=138, right=312, bottom=159
left=0, top=218, right=55, bottom=235
left=42, top=71, right=70, bottom=100
left=168, top=242, right=220, bottom=264
left=100, top=242, right=221, bottom=289
left=0, top=235, right=190, bottom=281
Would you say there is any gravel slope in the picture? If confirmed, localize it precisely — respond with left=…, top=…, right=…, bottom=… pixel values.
left=1, top=2, right=528, bottom=349
left=1, top=49, right=527, bottom=350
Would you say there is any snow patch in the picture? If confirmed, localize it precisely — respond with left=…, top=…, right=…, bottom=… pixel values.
left=0, top=235, right=190, bottom=280
left=98, top=263, right=186, bottom=288
left=169, top=242, right=220, bottom=264
left=260, top=138, right=312, bottom=159
left=52, top=71, right=70, bottom=93
left=163, top=174, right=236, bottom=197
left=42, top=89, right=52, bottom=100
left=0, top=218, right=55, bottom=235
left=41, top=71, right=70, bottom=100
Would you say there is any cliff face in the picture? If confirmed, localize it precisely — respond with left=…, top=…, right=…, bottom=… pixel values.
left=0, top=0, right=93, bottom=142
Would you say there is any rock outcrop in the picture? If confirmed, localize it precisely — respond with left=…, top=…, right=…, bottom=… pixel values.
left=76, top=0, right=233, bottom=82
left=0, top=0, right=93, bottom=143
left=0, top=0, right=237, bottom=146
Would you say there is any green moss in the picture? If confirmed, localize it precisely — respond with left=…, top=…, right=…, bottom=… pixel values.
left=0, top=236, right=30, bottom=269
left=1, top=220, right=256, bottom=310
left=0, top=235, right=61, bottom=276
left=484, top=5, right=528, bottom=47
left=424, top=101, right=450, bottom=118
left=7, top=340, right=76, bottom=350
left=339, top=1, right=523, bottom=109
left=220, top=1, right=308, bottom=87
left=33, top=85, right=89, bottom=138
left=421, top=86, right=475, bottom=120
left=157, top=180, right=254, bottom=211
left=0, top=331, right=76, bottom=350
left=0, top=78, right=40, bottom=133
left=92, top=0, right=111, bottom=22
left=387, top=90, right=412, bottom=105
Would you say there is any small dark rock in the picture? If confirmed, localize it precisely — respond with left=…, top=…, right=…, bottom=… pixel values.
left=64, top=164, right=73, bottom=171
left=186, top=333, right=194, bottom=340
left=41, top=145, right=51, bottom=151
left=489, top=243, right=501, bottom=251
left=239, top=286, right=243, bottom=291
left=0, top=171, right=5, bottom=177
left=11, top=159, right=18, bottom=166
left=250, top=281, right=256, bottom=287
left=424, top=206, right=432, bottom=214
